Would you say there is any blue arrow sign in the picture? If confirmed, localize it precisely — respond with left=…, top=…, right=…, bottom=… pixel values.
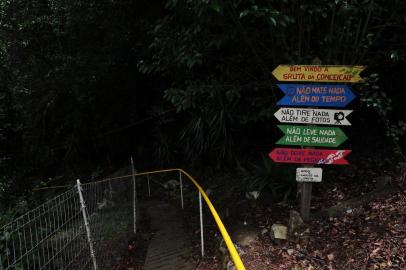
left=276, top=84, right=356, bottom=107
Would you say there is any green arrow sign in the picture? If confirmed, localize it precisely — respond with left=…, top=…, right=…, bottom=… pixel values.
left=276, top=125, right=347, bottom=147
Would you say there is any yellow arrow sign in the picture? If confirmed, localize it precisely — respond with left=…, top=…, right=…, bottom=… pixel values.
left=272, top=65, right=366, bottom=83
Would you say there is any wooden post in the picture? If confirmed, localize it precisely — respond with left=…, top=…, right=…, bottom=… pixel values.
left=300, top=88, right=317, bottom=222
left=131, top=157, right=137, bottom=234
left=300, top=181, right=312, bottom=221
left=299, top=136, right=317, bottom=221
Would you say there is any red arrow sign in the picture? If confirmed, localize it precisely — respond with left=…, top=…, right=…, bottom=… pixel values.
left=269, top=148, right=351, bottom=165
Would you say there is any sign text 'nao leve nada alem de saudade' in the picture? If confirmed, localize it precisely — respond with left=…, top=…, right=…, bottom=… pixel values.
left=276, top=125, right=348, bottom=147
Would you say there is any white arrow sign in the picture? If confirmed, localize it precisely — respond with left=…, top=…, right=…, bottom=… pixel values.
left=274, top=107, right=352, bottom=126
left=296, top=168, right=322, bottom=182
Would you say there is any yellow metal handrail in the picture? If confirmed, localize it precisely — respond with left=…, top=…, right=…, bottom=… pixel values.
left=178, top=169, right=246, bottom=270
left=136, top=168, right=246, bottom=270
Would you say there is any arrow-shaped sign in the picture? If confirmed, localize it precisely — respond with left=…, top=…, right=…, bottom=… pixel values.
left=274, top=108, right=352, bottom=126
left=276, top=125, right=348, bottom=147
left=276, top=84, right=356, bottom=107
left=272, top=65, right=365, bottom=83
left=269, top=148, right=351, bottom=165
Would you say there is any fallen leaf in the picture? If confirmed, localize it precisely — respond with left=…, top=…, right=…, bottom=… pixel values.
left=370, top=247, right=380, bottom=257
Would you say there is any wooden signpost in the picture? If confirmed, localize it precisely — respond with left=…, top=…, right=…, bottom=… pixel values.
left=270, top=64, right=364, bottom=220
left=274, top=108, right=352, bottom=126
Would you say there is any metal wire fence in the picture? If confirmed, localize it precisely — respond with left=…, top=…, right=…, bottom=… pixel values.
left=0, top=167, right=136, bottom=270
left=0, top=187, right=93, bottom=270
left=80, top=175, right=135, bottom=269
left=1, top=164, right=246, bottom=270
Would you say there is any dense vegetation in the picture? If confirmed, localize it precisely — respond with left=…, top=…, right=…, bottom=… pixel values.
left=1, top=0, right=406, bottom=212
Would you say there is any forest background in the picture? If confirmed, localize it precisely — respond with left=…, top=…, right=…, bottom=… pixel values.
left=1, top=0, right=406, bottom=217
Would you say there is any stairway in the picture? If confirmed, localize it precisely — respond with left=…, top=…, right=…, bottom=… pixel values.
left=143, top=202, right=194, bottom=270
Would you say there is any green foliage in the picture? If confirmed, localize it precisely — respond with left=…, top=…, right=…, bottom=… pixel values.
left=164, top=82, right=239, bottom=164
left=0, top=176, right=11, bottom=200
left=0, top=0, right=158, bottom=197
left=239, top=5, right=293, bottom=27
left=244, top=156, right=296, bottom=201
left=0, top=0, right=406, bottom=207
left=388, top=121, right=406, bottom=142
left=360, top=73, right=406, bottom=164
left=0, top=228, right=11, bottom=268
left=140, top=0, right=406, bottom=165
left=360, top=74, right=392, bottom=118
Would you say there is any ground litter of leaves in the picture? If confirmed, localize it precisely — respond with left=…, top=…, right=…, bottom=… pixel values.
left=101, top=167, right=406, bottom=270
left=236, top=181, right=406, bottom=269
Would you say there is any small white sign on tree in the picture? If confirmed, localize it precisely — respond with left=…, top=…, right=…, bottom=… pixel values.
left=296, top=168, right=323, bottom=182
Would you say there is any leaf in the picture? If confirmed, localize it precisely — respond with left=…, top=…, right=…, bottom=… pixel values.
left=3, top=231, right=10, bottom=241
left=209, top=0, right=222, bottom=13
left=370, top=247, right=381, bottom=257
left=240, top=10, right=250, bottom=18
left=269, top=17, right=277, bottom=26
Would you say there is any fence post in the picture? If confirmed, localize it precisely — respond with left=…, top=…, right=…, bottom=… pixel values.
left=131, top=157, right=137, bottom=234
left=199, top=192, right=205, bottom=257
left=147, top=175, right=151, bottom=197
left=108, top=180, right=113, bottom=200
left=179, top=171, right=184, bottom=209
left=76, top=179, right=98, bottom=270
